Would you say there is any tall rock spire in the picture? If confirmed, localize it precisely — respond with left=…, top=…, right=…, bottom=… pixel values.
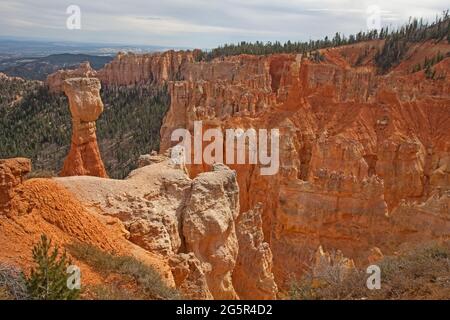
left=60, top=77, right=108, bottom=178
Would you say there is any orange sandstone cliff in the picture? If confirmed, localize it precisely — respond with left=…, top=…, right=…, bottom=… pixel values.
left=79, top=41, right=449, bottom=287
left=157, top=43, right=450, bottom=286
left=97, top=50, right=201, bottom=86
left=39, top=40, right=450, bottom=296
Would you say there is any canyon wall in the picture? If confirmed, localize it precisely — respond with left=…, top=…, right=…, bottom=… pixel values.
left=47, top=50, right=200, bottom=93
left=97, top=50, right=201, bottom=87
left=156, top=44, right=450, bottom=286
left=44, top=41, right=450, bottom=292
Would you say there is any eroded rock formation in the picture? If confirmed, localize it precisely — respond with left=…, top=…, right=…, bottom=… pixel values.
left=56, top=156, right=277, bottom=299
left=155, top=42, right=450, bottom=287
left=97, top=50, right=200, bottom=87
left=42, top=40, right=450, bottom=296
left=60, top=77, right=108, bottom=178
left=233, top=204, right=278, bottom=299
left=0, top=158, right=174, bottom=290
left=182, top=163, right=240, bottom=299
left=168, top=253, right=213, bottom=299
left=47, top=62, right=97, bottom=93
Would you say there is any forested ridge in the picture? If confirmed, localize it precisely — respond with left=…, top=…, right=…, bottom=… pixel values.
left=201, top=11, right=450, bottom=73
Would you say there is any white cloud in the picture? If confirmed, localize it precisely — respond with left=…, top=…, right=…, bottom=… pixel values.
left=0, top=0, right=447, bottom=48
left=115, top=16, right=279, bottom=35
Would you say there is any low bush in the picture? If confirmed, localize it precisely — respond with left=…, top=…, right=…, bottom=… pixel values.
left=289, top=242, right=450, bottom=300
left=0, top=263, right=28, bottom=300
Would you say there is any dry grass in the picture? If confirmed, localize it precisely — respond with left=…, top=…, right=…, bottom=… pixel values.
left=67, top=243, right=181, bottom=300
left=289, top=242, right=450, bottom=300
left=89, top=283, right=138, bottom=300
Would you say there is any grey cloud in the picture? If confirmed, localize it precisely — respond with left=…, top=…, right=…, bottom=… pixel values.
left=0, top=0, right=447, bottom=48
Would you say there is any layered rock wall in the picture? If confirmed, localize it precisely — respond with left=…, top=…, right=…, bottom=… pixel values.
left=156, top=44, right=450, bottom=286
left=45, top=42, right=450, bottom=292
left=97, top=50, right=199, bottom=87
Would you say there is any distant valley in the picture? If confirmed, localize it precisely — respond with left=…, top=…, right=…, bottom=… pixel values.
left=0, top=53, right=114, bottom=80
left=0, top=38, right=182, bottom=80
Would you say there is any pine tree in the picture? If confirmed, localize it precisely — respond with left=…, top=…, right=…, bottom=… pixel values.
left=25, top=234, right=79, bottom=300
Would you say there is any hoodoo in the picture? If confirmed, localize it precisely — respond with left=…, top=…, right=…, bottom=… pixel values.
left=60, top=77, right=108, bottom=178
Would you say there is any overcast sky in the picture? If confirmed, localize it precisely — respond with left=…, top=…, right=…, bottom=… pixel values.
left=0, top=0, right=448, bottom=48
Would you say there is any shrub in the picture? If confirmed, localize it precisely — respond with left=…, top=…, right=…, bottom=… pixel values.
left=289, top=267, right=367, bottom=300
left=25, top=234, right=79, bottom=300
left=68, top=243, right=180, bottom=300
left=289, top=242, right=450, bottom=300
left=375, top=242, right=450, bottom=299
left=0, top=263, right=28, bottom=300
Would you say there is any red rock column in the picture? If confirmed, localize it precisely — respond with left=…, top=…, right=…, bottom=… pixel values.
left=60, top=77, right=108, bottom=178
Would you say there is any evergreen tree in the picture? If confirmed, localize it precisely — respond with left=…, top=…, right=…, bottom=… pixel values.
left=201, top=11, right=450, bottom=63
left=25, top=234, right=79, bottom=300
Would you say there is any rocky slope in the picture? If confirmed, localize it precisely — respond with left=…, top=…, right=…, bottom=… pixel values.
left=1, top=154, right=278, bottom=299
left=56, top=154, right=277, bottom=299
left=0, top=158, right=175, bottom=295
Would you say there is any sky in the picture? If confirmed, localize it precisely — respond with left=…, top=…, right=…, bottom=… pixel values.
left=0, top=0, right=448, bottom=49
